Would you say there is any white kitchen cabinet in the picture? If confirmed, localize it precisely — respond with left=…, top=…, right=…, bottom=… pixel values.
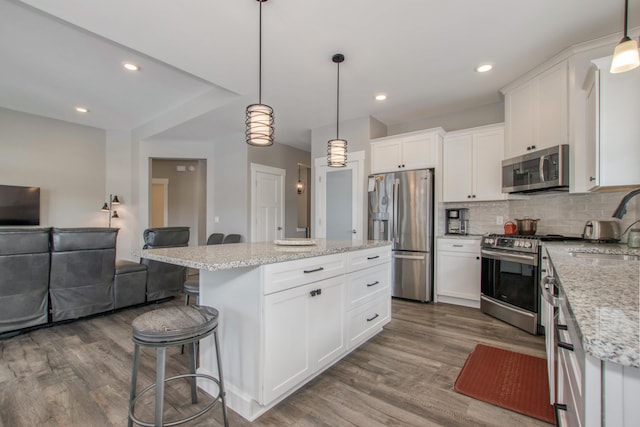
left=504, top=60, right=568, bottom=158
left=435, top=238, right=481, bottom=308
left=583, top=56, right=640, bottom=190
left=443, top=124, right=505, bottom=202
left=370, top=128, right=444, bottom=173
left=263, top=274, right=346, bottom=404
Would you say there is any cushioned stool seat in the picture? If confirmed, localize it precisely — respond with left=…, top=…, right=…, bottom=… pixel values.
left=128, top=305, right=228, bottom=427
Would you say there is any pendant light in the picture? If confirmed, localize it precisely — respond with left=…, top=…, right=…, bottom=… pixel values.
left=610, top=0, right=640, bottom=73
left=296, top=164, right=305, bottom=194
left=328, top=53, right=347, bottom=167
left=246, top=0, right=274, bottom=146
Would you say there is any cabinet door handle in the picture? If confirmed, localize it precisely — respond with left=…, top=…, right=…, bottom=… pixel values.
left=453, top=244, right=463, bottom=247
left=366, top=281, right=380, bottom=287
left=476, top=256, right=480, bottom=260
left=467, top=195, right=471, bottom=198
left=531, top=145, right=536, bottom=149
left=367, top=255, right=380, bottom=260
left=589, top=176, right=596, bottom=182
left=366, top=313, right=379, bottom=322
left=555, top=403, right=567, bottom=411
left=472, top=195, right=476, bottom=198
left=309, top=288, right=322, bottom=297
left=303, top=267, right=324, bottom=274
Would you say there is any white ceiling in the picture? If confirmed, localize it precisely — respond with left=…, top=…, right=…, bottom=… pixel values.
left=2, top=0, right=638, bottom=151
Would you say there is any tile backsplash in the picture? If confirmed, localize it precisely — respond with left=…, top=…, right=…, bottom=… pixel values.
left=440, top=190, right=640, bottom=241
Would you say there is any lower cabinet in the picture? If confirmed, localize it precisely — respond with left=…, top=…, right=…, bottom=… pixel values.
left=263, top=275, right=346, bottom=404
left=435, top=238, right=481, bottom=308
left=262, top=247, right=391, bottom=406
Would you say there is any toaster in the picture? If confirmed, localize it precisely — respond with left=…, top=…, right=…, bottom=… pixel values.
left=583, top=220, right=620, bottom=242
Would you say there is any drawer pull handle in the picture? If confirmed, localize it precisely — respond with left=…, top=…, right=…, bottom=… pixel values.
left=558, top=341, right=574, bottom=352
left=303, top=267, right=324, bottom=274
left=366, top=313, right=379, bottom=322
left=453, top=244, right=463, bottom=247
left=309, top=288, right=322, bottom=297
left=557, top=324, right=568, bottom=330
left=366, top=281, right=380, bottom=287
left=555, top=403, right=567, bottom=412
left=367, top=255, right=380, bottom=260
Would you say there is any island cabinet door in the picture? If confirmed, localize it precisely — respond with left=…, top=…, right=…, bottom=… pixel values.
left=262, top=275, right=346, bottom=405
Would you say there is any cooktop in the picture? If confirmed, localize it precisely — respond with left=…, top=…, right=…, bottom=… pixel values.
left=482, top=234, right=584, bottom=253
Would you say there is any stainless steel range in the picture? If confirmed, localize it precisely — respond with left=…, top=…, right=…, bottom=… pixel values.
left=480, top=234, right=578, bottom=334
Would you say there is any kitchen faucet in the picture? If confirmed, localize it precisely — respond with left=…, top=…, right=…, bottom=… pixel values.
left=612, top=188, right=640, bottom=219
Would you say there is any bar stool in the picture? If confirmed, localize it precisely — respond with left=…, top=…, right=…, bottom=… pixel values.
left=183, top=277, right=199, bottom=306
left=128, top=305, right=229, bottom=427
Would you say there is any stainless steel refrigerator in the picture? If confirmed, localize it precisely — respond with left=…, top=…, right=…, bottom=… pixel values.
left=368, top=169, right=434, bottom=302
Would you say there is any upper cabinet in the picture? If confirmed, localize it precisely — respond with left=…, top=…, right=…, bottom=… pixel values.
left=370, top=128, right=444, bottom=173
left=503, top=61, right=568, bottom=158
left=583, top=56, right=640, bottom=190
left=443, top=124, right=506, bottom=202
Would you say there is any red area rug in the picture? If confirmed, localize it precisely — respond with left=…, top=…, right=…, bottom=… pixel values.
left=454, top=344, right=555, bottom=424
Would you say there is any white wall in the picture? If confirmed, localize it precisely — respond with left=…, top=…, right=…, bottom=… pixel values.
left=106, top=130, right=135, bottom=259
left=212, top=135, right=250, bottom=240
left=0, top=107, right=106, bottom=228
left=388, top=101, right=505, bottom=135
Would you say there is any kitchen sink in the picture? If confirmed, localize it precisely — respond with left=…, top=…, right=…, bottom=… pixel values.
left=569, top=251, right=639, bottom=261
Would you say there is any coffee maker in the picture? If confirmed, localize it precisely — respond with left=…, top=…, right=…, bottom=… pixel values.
left=446, top=208, right=469, bottom=235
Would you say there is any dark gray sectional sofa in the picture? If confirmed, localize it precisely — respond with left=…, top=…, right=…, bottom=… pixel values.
left=0, top=226, right=188, bottom=336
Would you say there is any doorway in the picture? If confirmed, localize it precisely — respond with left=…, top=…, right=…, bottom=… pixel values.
left=149, top=158, right=207, bottom=246
left=314, top=151, right=364, bottom=240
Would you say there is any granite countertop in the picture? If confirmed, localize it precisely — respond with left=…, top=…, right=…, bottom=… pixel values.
left=140, top=239, right=391, bottom=272
left=544, top=242, right=639, bottom=368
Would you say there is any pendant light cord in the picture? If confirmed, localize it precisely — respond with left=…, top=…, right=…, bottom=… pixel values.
left=258, top=0, right=263, bottom=104
left=336, top=60, right=340, bottom=139
left=624, top=0, right=629, bottom=37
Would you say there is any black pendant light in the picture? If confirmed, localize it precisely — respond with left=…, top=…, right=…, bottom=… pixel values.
left=246, top=0, right=274, bottom=146
left=327, top=53, right=347, bottom=167
left=611, top=0, right=640, bottom=73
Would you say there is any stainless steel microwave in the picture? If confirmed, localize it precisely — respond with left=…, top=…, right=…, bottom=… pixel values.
left=502, top=145, right=569, bottom=194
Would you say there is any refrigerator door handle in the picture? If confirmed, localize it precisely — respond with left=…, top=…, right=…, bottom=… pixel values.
left=393, top=254, right=426, bottom=260
left=393, top=180, right=399, bottom=244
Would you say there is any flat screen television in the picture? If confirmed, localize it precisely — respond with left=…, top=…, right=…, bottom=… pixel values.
left=0, top=185, right=40, bottom=226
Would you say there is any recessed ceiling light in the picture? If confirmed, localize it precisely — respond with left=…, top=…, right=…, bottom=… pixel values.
left=75, top=106, right=89, bottom=113
left=475, top=64, right=493, bottom=73
left=123, top=62, right=140, bottom=71
left=375, top=94, right=387, bottom=101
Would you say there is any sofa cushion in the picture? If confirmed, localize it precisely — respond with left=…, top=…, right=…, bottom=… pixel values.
left=51, top=227, right=118, bottom=251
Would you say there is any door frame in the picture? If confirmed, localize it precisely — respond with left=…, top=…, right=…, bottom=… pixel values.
left=314, top=150, right=365, bottom=240
left=250, top=163, right=286, bottom=242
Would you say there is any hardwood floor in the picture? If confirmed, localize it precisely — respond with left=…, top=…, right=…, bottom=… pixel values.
left=0, top=298, right=548, bottom=426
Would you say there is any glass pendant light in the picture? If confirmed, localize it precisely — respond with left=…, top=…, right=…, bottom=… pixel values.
left=246, top=0, right=274, bottom=146
left=328, top=53, right=347, bottom=167
left=611, top=0, right=640, bottom=73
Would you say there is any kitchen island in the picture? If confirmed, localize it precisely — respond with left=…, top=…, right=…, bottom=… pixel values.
left=543, top=242, right=639, bottom=426
left=141, top=239, right=392, bottom=421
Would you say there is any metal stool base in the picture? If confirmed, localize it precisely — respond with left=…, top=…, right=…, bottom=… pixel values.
left=129, top=372, right=223, bottom=427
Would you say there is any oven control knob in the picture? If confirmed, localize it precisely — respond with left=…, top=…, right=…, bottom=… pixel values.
left=523, top=241, right=532, bottom=248
left=514, top=241, right=520, bottom=247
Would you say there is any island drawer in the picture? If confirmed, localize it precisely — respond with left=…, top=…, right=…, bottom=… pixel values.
left=347, top=263, right=390, bottom=310
left=263, top=253, right=347, bottom=295
left=347, top=294, right=390, bottom=349
left=347, top=246, right=391, bottom=272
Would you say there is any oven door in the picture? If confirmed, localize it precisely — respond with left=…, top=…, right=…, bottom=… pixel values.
left=480, top=248, right=539, bottom=334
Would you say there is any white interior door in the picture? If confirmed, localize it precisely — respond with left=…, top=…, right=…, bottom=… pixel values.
left=314, top=151, right=364, bottom=240
left=251, top=163, right=285, bottom=242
